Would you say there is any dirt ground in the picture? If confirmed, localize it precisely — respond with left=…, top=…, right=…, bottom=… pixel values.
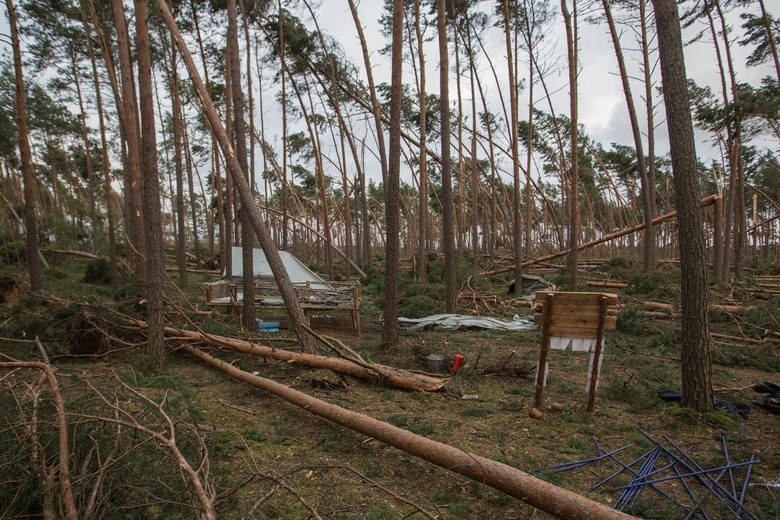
left=1, top=257, right=778, bottom=519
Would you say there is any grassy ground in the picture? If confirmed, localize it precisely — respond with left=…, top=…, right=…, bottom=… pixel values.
left=0, top=253, right=778, bottom=519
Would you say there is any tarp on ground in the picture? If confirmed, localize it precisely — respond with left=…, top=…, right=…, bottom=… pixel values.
left=226, top=247, right=331, bottom=289
left=398, top=314, right=537, bottom=331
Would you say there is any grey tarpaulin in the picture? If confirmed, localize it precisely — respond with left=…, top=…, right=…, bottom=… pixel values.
left=225, top=247, right=331, bottom=290
left=398, top=314, right=537, bottom=331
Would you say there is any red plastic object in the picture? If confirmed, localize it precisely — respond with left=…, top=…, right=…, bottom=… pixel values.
left=451, top=352, right=466, bottom=374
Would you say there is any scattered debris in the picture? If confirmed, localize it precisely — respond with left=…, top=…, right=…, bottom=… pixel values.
left=532, top=432, right=760, bottom=519
left=656, top=389, right=752, bottom=418
left=398, top=314, right=536, bottom=331
left=506, top=274, right=555, bottom=295
left=752, top=381, right=780, bottom=415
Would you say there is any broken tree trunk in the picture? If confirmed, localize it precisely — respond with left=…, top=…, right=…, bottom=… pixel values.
left=484, top=195, right=720, bottom=276
left=155, top=0, right=318, bottom=353
left=154, top=323, right=445, bottom=392
left=184, top=346, right=635, bottom=520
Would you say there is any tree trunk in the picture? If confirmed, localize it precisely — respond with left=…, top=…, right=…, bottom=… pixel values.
left=71, top=50, right=99, bottom=251
left=7, top=0, right=41, bottom=293
left=652, top=0, right=713, bottom=412
left=438, top=0, right=457, bottom=313
left=602, top=0, right=655, bottom=272
left=414, top=0, right=428, bottom=282
left=135, top=0, right=166, bottom=371
left=562, top=0, right=579, bottom=290
left=502, top=0, right=524, bottom=295
left=112, top=0, right=146, bottom=279
left=383, top=0, right=403, bottom=348
left=347, top=0, right=388, bottom=193
left=185, top=346, right=634, bottom=520
left=757, top=0, right=780, bottom=82
left=639, top=0, right=659, bottom=265
left=156, top=0, right=318, bottom=354
left=81, top=0, right=118, bottom=289
left=167, top=36, right=188, bottom=288
left=227, top=0, right=256, bottom=330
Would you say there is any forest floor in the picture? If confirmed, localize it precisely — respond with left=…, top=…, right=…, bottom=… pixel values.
left=1, top=253, right=778, bottom=519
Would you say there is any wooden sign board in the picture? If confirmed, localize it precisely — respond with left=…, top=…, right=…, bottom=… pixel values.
left=533, top=291, right=619, bottom=412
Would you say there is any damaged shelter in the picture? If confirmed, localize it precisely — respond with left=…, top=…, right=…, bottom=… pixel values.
left=203, top=247, right=361, bottom=333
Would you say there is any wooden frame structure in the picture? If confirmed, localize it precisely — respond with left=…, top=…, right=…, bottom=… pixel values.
left=533, top=291, right=618, bottom=411
left=202, top=280, right=361, bottom=335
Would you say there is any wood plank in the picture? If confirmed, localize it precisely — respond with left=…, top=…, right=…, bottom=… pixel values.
left=535, top=291, right=618, bottom=307
left=535, top=314, right=617, bottom=330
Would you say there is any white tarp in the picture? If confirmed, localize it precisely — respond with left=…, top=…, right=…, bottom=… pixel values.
left=398, top=314, right=537, bottom=331
left=226, top=247, right=331, bottom=289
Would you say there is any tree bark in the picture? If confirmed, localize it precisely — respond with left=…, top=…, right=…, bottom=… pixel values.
left=562, top=0, right=579, bottom=290
left=652, top=0, right=713, bottom=412
left=156, top=0, right=318, bottom=354
left=438, top=0, right=457, bottom=313
left=135, top=0, right=166, bottom=371
left=81, top=0, right=118, bottom=289
left=501, top=1, right=524, bottom=296
left=184, top=346, right=635, bottom=520
left=227, top=0, right=256, bottom=330
left=602, top=0, right=656, bottom=272
left=112, top=0, right=146, bottom=279
left=7, top=0, right=41, bottom=293
left=414, top=0, right=429, bottom=282
left=347, top=0, right=389, bottom=192
left=166, top=34, right=188, bottom=288
left=383, top=0, right=403, bottom=348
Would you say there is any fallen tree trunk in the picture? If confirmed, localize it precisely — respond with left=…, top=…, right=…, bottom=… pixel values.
left=41, top=247, right=102, bottom=260
left=183, top=346, right=634, bottom=520
left=586, top=281, right=628, bottom=288
left=156, top=323, right=445, bottom=392
left=484, top=195, right=720, bottom=276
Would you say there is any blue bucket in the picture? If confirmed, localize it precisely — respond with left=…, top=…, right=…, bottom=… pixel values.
left=257, top=320, right=280, bottom=331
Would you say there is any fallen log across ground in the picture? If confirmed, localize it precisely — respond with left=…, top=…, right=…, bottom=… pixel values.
left=483, top=194, right=720, bottom=276
left=153, top=323, right=446, bottom=392
left=183, top=346, right=635, bottom=520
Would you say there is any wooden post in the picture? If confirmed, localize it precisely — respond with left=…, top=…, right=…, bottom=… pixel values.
left=533, top=292, right=555, bottom=409
left=586, top=296, right=608, bottom=412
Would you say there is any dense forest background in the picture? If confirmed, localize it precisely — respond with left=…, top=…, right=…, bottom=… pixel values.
left=1, top=1, right=779, bottom=518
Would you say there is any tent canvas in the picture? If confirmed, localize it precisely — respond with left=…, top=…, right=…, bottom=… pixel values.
left=226, top=247, right=331, bottom=290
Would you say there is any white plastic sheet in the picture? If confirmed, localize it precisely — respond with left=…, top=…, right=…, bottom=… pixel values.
left=398, top=313, right=537, bottom=331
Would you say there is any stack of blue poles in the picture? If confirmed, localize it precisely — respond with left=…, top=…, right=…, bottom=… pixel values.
left=530, top=429, right=759, bottom=519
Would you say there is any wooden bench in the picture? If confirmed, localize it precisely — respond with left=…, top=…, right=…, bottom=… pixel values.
left=202, top=279, right=361, bottom=335
left=533, top=291, right=619, bottom=412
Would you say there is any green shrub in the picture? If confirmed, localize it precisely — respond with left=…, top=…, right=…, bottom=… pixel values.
left=398, top=294, right=439, bottom=318
left=83, top=258, right=113, bottom=284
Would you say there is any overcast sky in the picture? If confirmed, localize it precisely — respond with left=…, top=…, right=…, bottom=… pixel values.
left=305, top=0, right=775, bottom=183
left=0, top=0, right=775, bottom=189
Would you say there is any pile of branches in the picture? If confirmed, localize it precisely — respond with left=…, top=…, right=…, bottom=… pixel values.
left=0, top=347, right=221, bottom=519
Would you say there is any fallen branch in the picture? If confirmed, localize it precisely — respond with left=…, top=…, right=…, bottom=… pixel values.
left=183, top=346, right=634, bottom=520
left=0, top=360, right=78, bottom=520
left=134, top=321, right=446, bottom=392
